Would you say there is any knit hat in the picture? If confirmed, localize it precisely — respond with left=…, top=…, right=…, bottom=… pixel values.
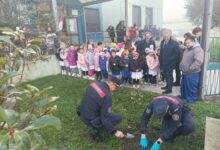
left=145, top=48, right=150, bottom=53
left=111, top=42, right=117, bottom=48
left=121, top=50, right=129, bottom=57
left=118, top=43, right=124, bottom=49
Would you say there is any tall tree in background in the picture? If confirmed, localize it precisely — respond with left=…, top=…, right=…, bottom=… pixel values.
left=0, top=0, right=19, bottom=28
left=185, top=0, right=220, bottom=29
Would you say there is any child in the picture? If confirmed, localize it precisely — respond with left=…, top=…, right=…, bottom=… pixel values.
left=94, top=48, right=102, bottom=81
left=86, top=44, right=95, bottom=80
left=146, top=49, right=159, bottom=84
left=99, top=51, right=108, bottom=79
left=120, top=50, right=131, bottom=85
left=109, top=49, right=121, bottom=78
left=59, top=42, right=68, bottom=75
left=67, top=45, right=78, bottom=76
left=78, top=46, right=88, bottom=78
left=130, top=51, right=143, bottom=88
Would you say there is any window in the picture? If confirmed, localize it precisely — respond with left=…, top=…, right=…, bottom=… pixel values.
left=146, top=7, right=153, bottom=27
left=132, top=5, right=141, bottom=27
left=84, top=8, right=100, bottom=32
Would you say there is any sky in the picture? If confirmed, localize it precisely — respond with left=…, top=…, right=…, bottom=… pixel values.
left=163, top=0, right=187, bottom=23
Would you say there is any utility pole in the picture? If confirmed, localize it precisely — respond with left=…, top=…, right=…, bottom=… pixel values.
left=52, top=0, right=59, bottom=31
left=199, top=0, right=214, bottom=100
left=125, top=0, right=128, bottom=27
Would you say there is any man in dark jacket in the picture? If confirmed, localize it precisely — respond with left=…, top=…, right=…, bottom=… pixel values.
left=139, top=95, right=195, bottom=150
left=160, top=29, right=180, bottom=94
left=137, top=31, right=156, bottom=56
left=78, top=75, right=124, bottom=142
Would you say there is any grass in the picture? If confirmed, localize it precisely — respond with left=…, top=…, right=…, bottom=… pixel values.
left=23, top=75, right=220, bottom=150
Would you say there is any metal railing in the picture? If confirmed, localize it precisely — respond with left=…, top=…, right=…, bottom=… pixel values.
left=206, top=37, right=220, bottom=95
left=86, top=32, right=111, bottom=42
left=209, top=37, right=220, bottom=63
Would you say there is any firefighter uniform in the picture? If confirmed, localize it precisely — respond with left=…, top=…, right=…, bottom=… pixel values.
left=140, top=95, right=195, bottom=141
left=78, top=76, right=122, bottom=141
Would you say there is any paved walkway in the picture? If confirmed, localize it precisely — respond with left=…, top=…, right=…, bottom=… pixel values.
left=124, top=82, right=180, bottom=96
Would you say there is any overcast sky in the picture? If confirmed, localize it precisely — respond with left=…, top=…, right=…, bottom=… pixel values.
left=163, top=0, right=187, bottom=23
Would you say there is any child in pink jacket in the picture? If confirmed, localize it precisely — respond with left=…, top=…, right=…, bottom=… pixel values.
left=67, top=45, right=78, bottom=76
left=146, top=49, right=159, bottom=84
left=86, top=44, right=95, bottom=79
left=78, top=46, right=88, bottom=78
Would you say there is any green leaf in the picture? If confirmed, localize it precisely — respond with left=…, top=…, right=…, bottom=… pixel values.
left=25, top=115, right=61, bottom=131
left=22, top=48, right=37, bottom=55
left=26, top=85, right=39, bottom=92
left=30, top=38, right=44, bottom=44
left=30, top=132, right=46, bottom=149
left=0, top=106, right=18, bottom=126
left=14, top=131, right=31, bottom=150
left=28, top=44, right=41, bottom=54
left=0, top=27, right=13, bottom=33
left=0, top=71, right=19, bottom=88
left=0, top=134, right=9, bottom=150
left=34, top=99, right=49, bottom=108
left=0, top=36, right=15, bottom=47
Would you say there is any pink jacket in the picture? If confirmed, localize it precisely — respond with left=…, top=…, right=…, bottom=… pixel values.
left=78, top=52, right=88, bottom=68
left=146, top=53, right=159, bottom=70
left=94, top=52, right=100, bottom=69
left=67, top=50, right=77, bottom=66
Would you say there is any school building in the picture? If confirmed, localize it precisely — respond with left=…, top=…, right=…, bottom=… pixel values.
left=17, top=0, right=163, bottom=44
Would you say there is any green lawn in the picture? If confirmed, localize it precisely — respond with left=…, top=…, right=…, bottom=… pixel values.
left=23, top=75, right=220, bottom=150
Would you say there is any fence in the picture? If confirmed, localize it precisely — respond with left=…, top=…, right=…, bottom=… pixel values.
left=86, top=32, right=111, bottom=42
left=206, top=37, right=220, bottom=95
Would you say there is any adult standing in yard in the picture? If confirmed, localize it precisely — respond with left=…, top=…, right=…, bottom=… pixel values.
left=138, top=31, right=156, bottom=56
left=179, top=35, right=204, bottom=103
left=116, top=21, right=127, bottom=43
left=192, top=27, right=202, bottom=44
left=139, top=95, right=195, bottom=150
left=106, top=25, right=116, bottom=43
left=160, top=29, right=180, bottom=94
left=77, top=75, right=124, bottom=142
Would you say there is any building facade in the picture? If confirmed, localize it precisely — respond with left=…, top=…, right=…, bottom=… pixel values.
left=85, top=0, right=163, bottom=34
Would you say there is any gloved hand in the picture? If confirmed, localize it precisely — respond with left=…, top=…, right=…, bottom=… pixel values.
left=139, top=137, right=148, bottom=149
left=150, top=141, right=161, bottom=150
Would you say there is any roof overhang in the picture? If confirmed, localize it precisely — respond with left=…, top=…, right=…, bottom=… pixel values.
left=79, top=0, right=113, bottom=6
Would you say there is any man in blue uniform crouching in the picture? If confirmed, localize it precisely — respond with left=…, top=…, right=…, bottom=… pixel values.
left=139, top=95, right=195, bottom=150
left=77, top=75, right=124, bottom=142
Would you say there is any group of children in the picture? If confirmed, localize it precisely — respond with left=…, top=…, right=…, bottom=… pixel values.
left=55, top=41, right=160, bottom=88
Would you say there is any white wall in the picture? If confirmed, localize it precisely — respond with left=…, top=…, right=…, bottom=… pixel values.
left=127, top=0, right=163, bottom=28
left=89, top=0, right=163, bottom=30
left=19, top=56, right=61, bottom=82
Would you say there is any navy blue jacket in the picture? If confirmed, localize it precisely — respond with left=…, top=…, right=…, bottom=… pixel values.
left=99, top=56, right=107, bottom=70
left=159, top=39, right=180, bottom=70
left=130, top=58, right=142, bottom=72
left=120, top=57, right=130, bottom=70
left=80, top=81, right=116, bottom=134
left=109, top=56, right=121, bottom=72
left=140, top=96, right=183, bottom=141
